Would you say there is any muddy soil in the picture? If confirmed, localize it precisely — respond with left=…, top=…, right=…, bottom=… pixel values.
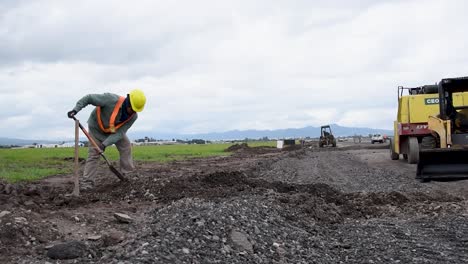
left=1, top=143, right=468, bottom=263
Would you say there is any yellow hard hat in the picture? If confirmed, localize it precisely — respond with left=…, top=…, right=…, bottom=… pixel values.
left=129, top=89, right=146, bottom=112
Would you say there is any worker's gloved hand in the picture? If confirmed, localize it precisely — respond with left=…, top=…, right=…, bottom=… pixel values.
left=98, top=143, right=106, bottom=152
left=67, top=110, right=77, bottom=118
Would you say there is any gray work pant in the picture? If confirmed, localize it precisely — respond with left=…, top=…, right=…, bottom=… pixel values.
left=83, top=133, right=135, bottom=179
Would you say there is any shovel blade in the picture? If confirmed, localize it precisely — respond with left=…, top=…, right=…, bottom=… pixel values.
left=417, top=148, right=468, bottom=180
left=99, top=153, right=127, bottom=181
left=109, top=164, right=128, bottom=182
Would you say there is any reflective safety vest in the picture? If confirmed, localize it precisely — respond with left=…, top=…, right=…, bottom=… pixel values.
left=96, top=96, right=135, bottom=133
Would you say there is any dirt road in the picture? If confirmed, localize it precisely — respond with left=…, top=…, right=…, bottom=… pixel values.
left=1, top=143, right=468, bottom=263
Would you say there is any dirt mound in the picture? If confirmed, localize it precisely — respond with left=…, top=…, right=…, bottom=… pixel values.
left=225, top=143, right=278, bottom=155
left=200, top=171, right=249, bottom=187
left=225, top=143, right=250, bottom=152
left=281, top=144, right=303, bottom=151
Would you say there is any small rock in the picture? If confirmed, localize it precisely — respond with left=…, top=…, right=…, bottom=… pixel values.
left=24, top=200, right=36, bottom=206
left=15, top=217, right=27, bottom=224
left=87, top=235, right=102, bottom=241
left=45, top=244, right=55, bottom=250
left=182, top=248, right=190, bottom=254
left=4, top=184, right=14, bottom=194
left=254, top=226, right=261, bottom=234
left=223, top=245, right=232, bottom=254
left=103, top=230, right=125, bottom=247
left=340, top=243, right=352, bottom=249
left=276, top=246, right=287, bottom=256
left=230, top=230, right=253, bottom=253
left=114, top=213, right=133, bottom=223
left=25, top=186, right=40, bottom=196
left=47, top=241, right=87, bottom=260
left=0, top=211, right=11, bottom=218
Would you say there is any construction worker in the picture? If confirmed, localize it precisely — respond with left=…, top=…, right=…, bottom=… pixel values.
left=67, top=89, right=146, bottom=186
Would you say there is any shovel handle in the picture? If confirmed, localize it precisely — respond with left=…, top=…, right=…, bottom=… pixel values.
left=72, top=116, right=103, bottom=154
left=71, top=116, right=126, bottom=182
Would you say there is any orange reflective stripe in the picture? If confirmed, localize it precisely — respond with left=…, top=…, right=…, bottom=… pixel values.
left=114, top=112, right=135, bottom=131
left=108, top=97, right=125, bottom=132
left=96, top=106, right=106, bottom=132
left=96, top=96, right=135, bottom=133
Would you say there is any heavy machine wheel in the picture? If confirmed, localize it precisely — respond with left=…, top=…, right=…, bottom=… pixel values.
left=319, top=141, right=323, bottom=148
left=389, top=139, right=399, bottom=160
left=403, top=154, right=408, bottom=160
left=420, top=136, right=437, bottom=150
left=407, top=137, right=419, bottom=164
left=332, top=140, right=337, bottom=147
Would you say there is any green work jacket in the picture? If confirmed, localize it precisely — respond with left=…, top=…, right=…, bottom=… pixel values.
left=73, top=93, right=138, bottom=147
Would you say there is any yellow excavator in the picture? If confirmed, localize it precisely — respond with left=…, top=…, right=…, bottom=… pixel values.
left=417, top=77, right=468, bottom=181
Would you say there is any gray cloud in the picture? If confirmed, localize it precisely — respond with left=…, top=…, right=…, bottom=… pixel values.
left=1, top=0, right=468, bottom=140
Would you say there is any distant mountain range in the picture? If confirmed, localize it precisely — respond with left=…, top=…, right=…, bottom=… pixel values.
left=128, top=124, right=393, bottom=141
left=0, top=138, right=59, bottom=146
left=1, top=124, right=392, bottom=146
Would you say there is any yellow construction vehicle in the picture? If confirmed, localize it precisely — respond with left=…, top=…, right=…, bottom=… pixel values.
left=319, top=125, right=336, bottom=148
left=390, top=84, right=441, bottom=164
left=417, top=77, right=468, bottom=181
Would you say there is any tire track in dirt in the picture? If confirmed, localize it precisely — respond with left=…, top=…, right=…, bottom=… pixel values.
left=258, top=147, right=468, bottom=197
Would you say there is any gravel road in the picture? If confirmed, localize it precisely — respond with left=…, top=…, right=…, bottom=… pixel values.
left=1, top=144, right=468, bottom=263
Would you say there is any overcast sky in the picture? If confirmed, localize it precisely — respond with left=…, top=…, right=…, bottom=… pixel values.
left=1, top=0, right=468, bottom=140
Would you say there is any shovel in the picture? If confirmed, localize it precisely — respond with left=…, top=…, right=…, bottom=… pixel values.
left=72, top=117, right=127, bottom=181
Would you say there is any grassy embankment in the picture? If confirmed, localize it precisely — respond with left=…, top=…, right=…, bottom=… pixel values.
left=0, top=141, right=276, bottom=182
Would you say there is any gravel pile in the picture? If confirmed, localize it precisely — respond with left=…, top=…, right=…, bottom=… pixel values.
left=97, top=193, right=360, bottom=263
left=97, top=191, right=468, bottom=264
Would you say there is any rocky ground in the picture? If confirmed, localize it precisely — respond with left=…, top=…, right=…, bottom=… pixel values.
left=1, top=142, right=468, bottom=263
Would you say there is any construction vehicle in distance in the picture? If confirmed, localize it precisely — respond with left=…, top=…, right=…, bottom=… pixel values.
left=390, top=84, right=441, bottom=164
left=417, top=77, right=468, bottom=181
left=319, top=125, right=336, bottom=148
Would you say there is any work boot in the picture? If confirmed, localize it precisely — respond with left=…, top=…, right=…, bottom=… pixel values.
left=123, top=171, right=141, bottom=181
left=79, top=178, right=95, bottom=191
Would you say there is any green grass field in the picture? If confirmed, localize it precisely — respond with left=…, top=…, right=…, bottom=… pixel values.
left=0, top=141, right=276, bottom=182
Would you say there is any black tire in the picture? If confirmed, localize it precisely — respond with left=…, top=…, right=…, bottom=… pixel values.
left=390, top=139, right=399, bottom=160
left=319, top=142, right=323, bottom=148
left=421, top=136, right=437, bottom=150
left=407, top=137, right=419, bottom=164
left=403, top=154, right=408, bottom=160
left=371, top=141, right=375, bottom=144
